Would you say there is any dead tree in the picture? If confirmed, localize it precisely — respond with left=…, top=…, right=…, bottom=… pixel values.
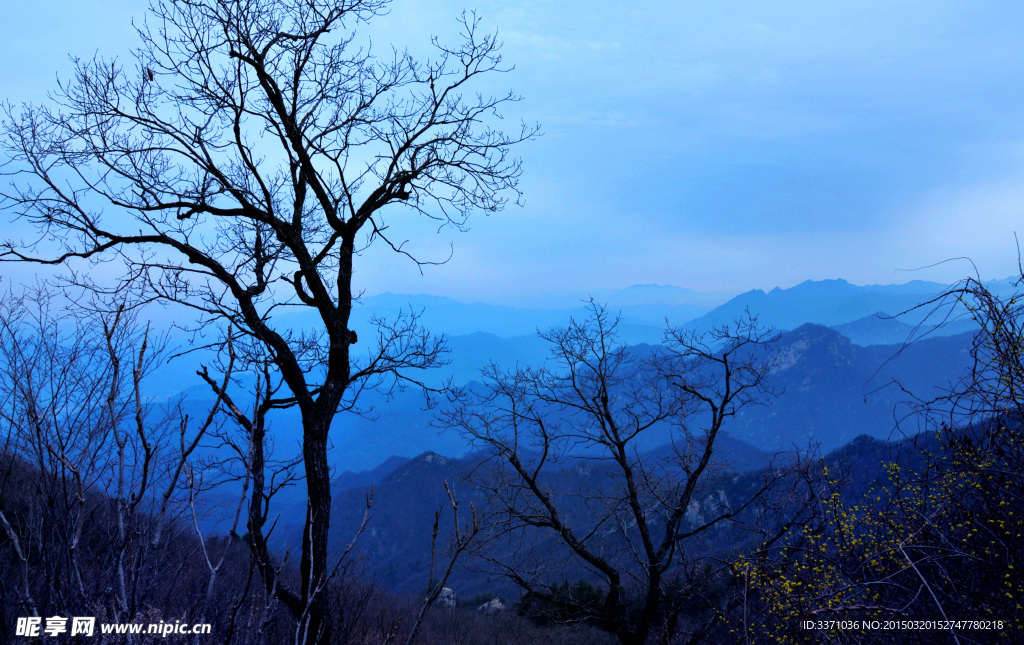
left=442, top=304, right=800, bottom=644
left=1, top=1, right=534, bottom=641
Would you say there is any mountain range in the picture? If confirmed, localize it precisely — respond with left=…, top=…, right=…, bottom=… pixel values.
left=159, top=277, right=992, bottom=473
left=177, top=321, right=974, bottom=483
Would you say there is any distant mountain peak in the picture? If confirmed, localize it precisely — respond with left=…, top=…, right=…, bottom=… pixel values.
left=686, top=277, right=969, bottom=334
left=782, top=323, right=851, bottom=348
left=798, top=278, right=851, bottom=286
left=772, top=324, right=855, bottom=373
left=790, top=322, right=841, bottom=334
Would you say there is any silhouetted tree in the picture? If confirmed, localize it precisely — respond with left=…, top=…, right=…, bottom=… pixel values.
left=1, top=0, right=534, bottom=641
left=442, top=304, right=808, bottom=644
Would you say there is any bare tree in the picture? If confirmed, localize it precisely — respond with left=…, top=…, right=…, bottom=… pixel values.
left=0, top=287, right=229, bottom=631
left=441, top=304, right=802, bottom=644
left=1, top=0, right=534, bottom=640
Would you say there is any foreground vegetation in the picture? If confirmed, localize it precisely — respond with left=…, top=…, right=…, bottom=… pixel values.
left=2, top=278, right=1022, bottom=643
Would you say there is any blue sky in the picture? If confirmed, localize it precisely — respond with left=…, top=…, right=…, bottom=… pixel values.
left=3, top=0, right=1024, bottom=305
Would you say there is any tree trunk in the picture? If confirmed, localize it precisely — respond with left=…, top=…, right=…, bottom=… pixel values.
left=298, top=415, right=333, bottom=645
left=627, top=571, right=662, bottom=645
